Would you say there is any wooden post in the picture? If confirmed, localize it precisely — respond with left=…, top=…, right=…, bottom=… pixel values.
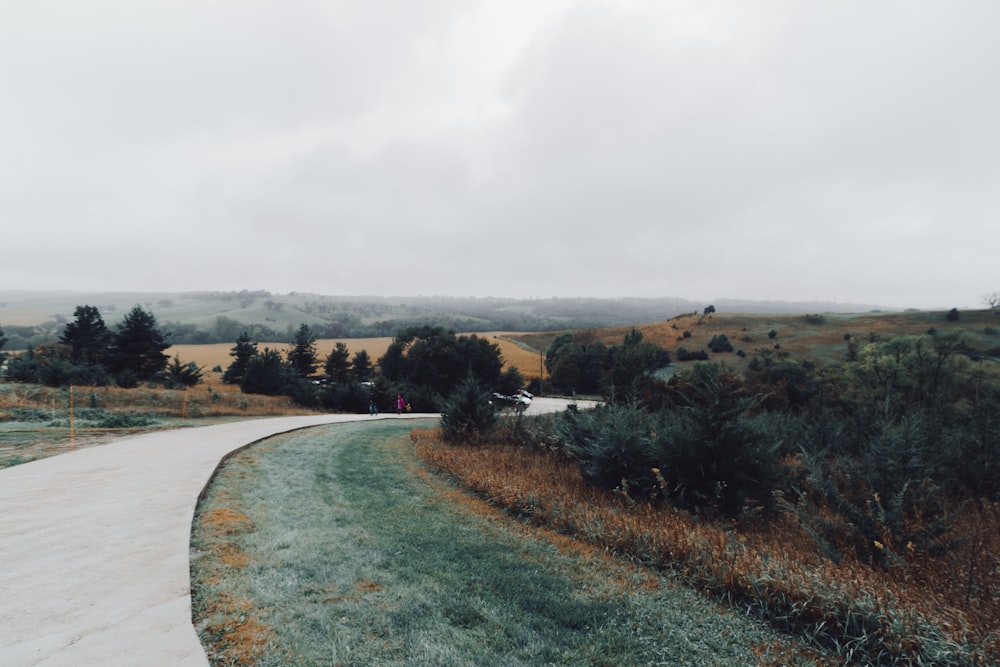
left=539, top=349, right=544, bottom=397
left=69, top=386, right=75, bottom=450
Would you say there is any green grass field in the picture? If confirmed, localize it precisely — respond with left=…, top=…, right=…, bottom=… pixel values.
left=190, top=420, right=830, bottom=666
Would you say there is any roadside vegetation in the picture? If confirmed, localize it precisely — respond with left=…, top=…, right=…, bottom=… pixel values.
left=191, top=420, right=832, bottom=666
left=0, top=382, right=311, bottom=468
left=5, top=301, right=998, bottom=662
left=422, top=311, right=1000, bottom=664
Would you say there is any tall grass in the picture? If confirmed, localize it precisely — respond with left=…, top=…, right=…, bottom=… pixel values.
left=0, top=381, right=311, bottom=419
left=0, top=381, right=315, bottom=468
left=414, top=427, right=999, bottom=665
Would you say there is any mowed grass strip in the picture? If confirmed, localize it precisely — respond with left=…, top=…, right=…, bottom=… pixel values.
left=190, top=420, right=825, bottom=666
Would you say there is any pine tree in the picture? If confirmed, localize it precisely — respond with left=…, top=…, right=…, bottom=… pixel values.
left=222, top=332, right=257, bottom=385
left=59, top=305, right=112, bottom=364
left=351, top=349, right=372, bottom=380
left=324, top=341, right=351, bottom=381
left=287, top=324, right=318, bottom=377
left=110, top=306, right=170, bottom=382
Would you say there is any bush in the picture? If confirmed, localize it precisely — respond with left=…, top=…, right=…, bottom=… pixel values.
left=319, top=379, right=370, bottom=413
left=675, top=347, right=708, bottom=362
left=555, top=402, right=665, bottom=494
left=440, top=377, right=498, bottom=443
left=115, top=370, right=139, bottom=389
left=946, top=308, right=960, bottom=322
left=66, top=363, right=112, bottom=387
left=707, top=334, right=733, bottom=353
left=8, top=407, right=51, bottom=422
left=94, top=412, right=157, bottom=428
left=661, top=364, right=787, bottom=516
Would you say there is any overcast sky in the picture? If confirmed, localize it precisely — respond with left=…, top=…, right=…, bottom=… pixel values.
left=2, top=1, right=996, bottom=310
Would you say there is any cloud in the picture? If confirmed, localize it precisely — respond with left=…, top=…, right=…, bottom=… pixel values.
left=0, top=1, right=997, bottom=309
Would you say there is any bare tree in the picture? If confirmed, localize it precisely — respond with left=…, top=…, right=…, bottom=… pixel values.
left=984, top=292, right=1000, bottom=316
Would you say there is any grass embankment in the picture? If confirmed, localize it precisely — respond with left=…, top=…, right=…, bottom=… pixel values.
left=415, top=429, right=998, bottom=665
left=191, top=420, right=832, bottom=666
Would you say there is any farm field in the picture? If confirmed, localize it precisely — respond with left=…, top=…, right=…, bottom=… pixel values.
left=168, top=332, right=549, bottom=388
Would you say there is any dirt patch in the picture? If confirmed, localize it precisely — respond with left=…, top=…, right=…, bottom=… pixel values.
left=200, top=593, right=275, bottom=665
left=201, top=507, right=254, bottom=535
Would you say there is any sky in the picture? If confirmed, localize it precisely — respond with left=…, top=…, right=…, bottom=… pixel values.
left=1, top=1, right=997, bottom=311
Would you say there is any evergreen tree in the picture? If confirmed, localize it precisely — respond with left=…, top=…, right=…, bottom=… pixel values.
left=110, top=306, right=170, bottom=382
left=287, top=324, right=318, bottom=377
left=241, top=348, right=289, bottom=395
left=351, top=349, right=373, bottom=380
left=440, top=376, right=498, bottom=443
left=163, top=355, right=204, bottom=388
left=324, top=341, right=351, bottom=381
left=222, top=332, right=257, bottom=385
left=59, top=305, right=112, bottom=364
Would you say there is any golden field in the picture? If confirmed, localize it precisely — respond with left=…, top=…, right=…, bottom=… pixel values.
left=167, top=333, right=548, bottom=389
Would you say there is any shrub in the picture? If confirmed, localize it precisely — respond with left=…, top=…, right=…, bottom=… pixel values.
left=555, top=402, right=666, bottom=495
left=675, top=347, right=708, bottom=362
left=94, top=412, right=157, bottom=428
left=319, top=379, right=370, bottom=413
left=115, top=370, right=139, bottom=389
left=440, top=376, right=497, bottom=443
left=946, top=308, right=960, bottom=322
left=9, top=407, right=51, bottom=422
left=707, top=334, right=733, bottom=353
left=66, top=363, right=112, bottom=387
left=662, top=363, right=787, bottom=516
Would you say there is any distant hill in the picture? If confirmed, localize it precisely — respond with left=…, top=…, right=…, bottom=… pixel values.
left=508, top=308, right=1000, bottom=370
left=0, top=289, right=893, bottom=350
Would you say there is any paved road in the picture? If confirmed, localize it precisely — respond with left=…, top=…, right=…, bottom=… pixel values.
left=0, top=414, right=432, bottom=666
left=0, top=398, right=594, bottom=666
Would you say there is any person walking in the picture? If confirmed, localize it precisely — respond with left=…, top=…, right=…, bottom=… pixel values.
left=369, top=399, right=378, bottom=416
left=395, top=394, right=405, bottom=415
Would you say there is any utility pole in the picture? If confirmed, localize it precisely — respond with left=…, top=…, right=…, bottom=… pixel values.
left=539, top=349, right=543, bottom=396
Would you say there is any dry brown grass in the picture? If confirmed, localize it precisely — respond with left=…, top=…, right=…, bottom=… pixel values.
left=195, top=501, right=273, bottom=663
left=508, top=310, right=1000, bottom=371
left=0, top=382, right=313, bottom=420
left=413, top=429, right=999, bottom=663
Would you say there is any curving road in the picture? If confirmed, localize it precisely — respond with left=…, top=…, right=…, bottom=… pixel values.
left=0, top=398, right=593, bottom=666
left=0, top=414, right=431, bottom=666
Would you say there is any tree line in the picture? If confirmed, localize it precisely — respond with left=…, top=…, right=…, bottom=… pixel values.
left=0, top=305, right=201, bottom=389
left=217, top=323, right=526, bottom=415
left=0, top=305, right=533, bottom=416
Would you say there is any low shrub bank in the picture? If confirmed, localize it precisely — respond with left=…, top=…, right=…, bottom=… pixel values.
left=413, top=426, right=999, bottom=665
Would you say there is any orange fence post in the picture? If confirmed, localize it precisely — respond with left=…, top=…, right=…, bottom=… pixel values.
left=69, top=385, right=75, bottom=450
